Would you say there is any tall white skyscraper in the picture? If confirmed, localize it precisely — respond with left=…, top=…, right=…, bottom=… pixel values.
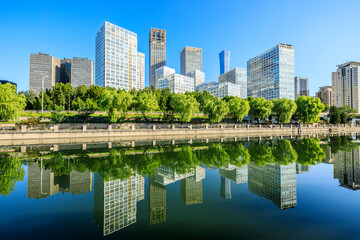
left=95, top=21, right=144, bottom=91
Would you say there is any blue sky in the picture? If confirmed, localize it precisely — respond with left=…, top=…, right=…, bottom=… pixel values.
left=1, top=0, right=360, bottom=95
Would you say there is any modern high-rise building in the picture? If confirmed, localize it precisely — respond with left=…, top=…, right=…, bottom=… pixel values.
left=219, top=165, right=248, bottom=184
left=248, top=162, right=297, bottom=210
left=180, top=46, right=202, bottom=75
left=149, top=28, right=166, bottom=88
left=218, top=67, right=247, bottom=98
left=296, top=164, right=310, bottom=174
left=187, top=70, right=205, bottom=87
left=219, top=50, right=230, bottom=75
left=94, top=174, right=144, bottom=236
left=156, top=66, right=195, bottom=94
left=61, top=57, right=94, bottom=88
left=333, top=146, right=360, bottom=190
left=180, top=176, right=203, bottom=205
left=95, top=21, right=144, bottom=91
left=315, top=86, right=333, bottom=107
left=29, top=53, right=61, bottom=95
left=332, top=62, right=360, bottom=112
left=137, top=52, right=145, bottom=90
left=247, top=44, right=295, bottom=100
left=294, top=76, right=309, bottom=98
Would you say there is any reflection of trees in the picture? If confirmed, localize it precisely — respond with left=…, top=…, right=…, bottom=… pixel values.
left=293, top=138, right=326, bottom=165
left=0, top=153, right=25, bottom=196
left=160, top=146, right=199, bottom=175
left=225, top=143, right=250, bottom=167
left=328, top=136, right=358, bottom=154
left=249, top=142, right=274, bottom=166
left=272, top=140, right=298, bottom=165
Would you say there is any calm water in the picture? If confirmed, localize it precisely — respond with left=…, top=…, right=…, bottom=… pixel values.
left=1, top=136, right=360, bottom=239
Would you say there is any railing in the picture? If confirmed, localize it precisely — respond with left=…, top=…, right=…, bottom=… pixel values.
left=0, top=122, right=359, bottom=134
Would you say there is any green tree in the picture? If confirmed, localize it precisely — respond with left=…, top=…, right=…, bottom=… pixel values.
left=99, top=89, right=133, bottom=123
left=338, top=106, right=356, bottom=123
left=272, top=98, right=297, bottom=123
left=0, top=154, right=25, bottom=196
left=74, top=85, right=88, bottom=101
left=134, top=90, right=159, bottom=122
left=51, top=104, right=66, bottom=123
left=170, top=94, right=199, bottom=123
left=203, top=98, right=229, bottom=123
left=272, top=140, right=298, bottom=165
left=73, top=97, right=98, bottom=122
left=249, top=98, right=274, bottom=123
left=19, top=90, right=37, bottom=110
left=293, top=138, right=326, bottom=165
left=228, top=97, right=250, bottom=123
left=328, top=106, right=341, bottom=124
left=0, top=83, right=26, bottom=121
left=295, top=96, right=325, bottom=123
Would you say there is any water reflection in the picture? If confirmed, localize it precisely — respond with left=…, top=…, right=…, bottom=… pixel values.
left=1, top=136, right=360, bottom=237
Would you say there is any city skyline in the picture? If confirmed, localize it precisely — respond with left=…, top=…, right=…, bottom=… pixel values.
left=1, top=0, right=360, bottom=95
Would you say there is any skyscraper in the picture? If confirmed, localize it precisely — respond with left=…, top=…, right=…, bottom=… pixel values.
left=61, top=57, right=94, bottom=88
left=149, top=28, right=166, bottom=88
left=333, top=146, right=360, bottom=190
left=137, top=52, right=145, bottom=90
left=294, top=76, right=309, bottom=98
left=247, top=44, right=295, bottom=100
left=95, top=21, right=144, bottom=91
left=332, top=61, right=360, bottom=112
left=220, top=176, right=232, bottom=199
left=180, top=46, right=202, bottom=75
left=219, top=50, right=230, bottom=75
left=149, top=176, right=166, bottom=225
left=29, top=53, right=61, bottom=95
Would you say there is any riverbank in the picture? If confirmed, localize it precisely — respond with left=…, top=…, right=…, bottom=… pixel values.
left=1, top=122, right=359, bottom=146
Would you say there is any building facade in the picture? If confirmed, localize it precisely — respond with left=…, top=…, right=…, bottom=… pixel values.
left=149, top=28, right=166, bottom=88
left=294, top=76, right=309, bottom=98
left=196, top=81, right=241, bottom=99
left=315, top=86, right=333, bottom=107
left=219, top=50, right=230, bottom=75
left=332, top=62, right=360, bottom=112
left=218, top=67, right=247, bottom=98
left=95, top=22, right=144, bottom=91
left=333, top=146, right=360, bottom=190
left=157, top=69, right=194, bottom=94
left=137, top=52, right=145, bottom=90
left=247, top=44, right=295, bottom=100
left=180, top=46, right=202, bottom=75
left=29, top=53, right=61, bottom=95
left=61, top=57, right=94, bottom=88
left=187, top=70, right=205, bottom=87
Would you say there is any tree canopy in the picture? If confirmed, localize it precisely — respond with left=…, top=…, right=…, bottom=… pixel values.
left=249, top=98, right=274, bottom=122
left=170, top=94, right=199, bottom=123
left=272, top=98, right=297, bottom=123
left=228, top=97, right=250, bottom=123
left=203, top=98, right=229, bottom=123
left=0, top=83, right=26, bottom=122
left=295, top=96, right=325, bottom=123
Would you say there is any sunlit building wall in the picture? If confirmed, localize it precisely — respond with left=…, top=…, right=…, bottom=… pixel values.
left=187, top=70, right=205, bottom=87
left=158, top=73, right=195, bottom=94
left=316, top=86, right=333, bottom=107
left=248, top=162, right=297, bottom=210
left=218, top=67, right=247, bottom=98
left=294, top=76, right=309, bottom=98
left=149, top=28, right=166, bottom=88
left=180, top=46, right=202, bottom=75
left=333, top=147, right=360, bottom=190
left=247, top=44, right=295, bottom=100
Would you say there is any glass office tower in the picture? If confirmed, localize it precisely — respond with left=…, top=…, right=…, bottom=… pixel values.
left=218, top=67, right=247, bottom=98
left=294, top=76, right=309, bottom=98
left=247, top=44, right=295, bottom=100
left=95, top=21, right=144, bottom=91
left=219, top=50, right=230, bottom=75
left=180, top=46, right=202, bottom=75
left=149, top=28, right=166, bottom=88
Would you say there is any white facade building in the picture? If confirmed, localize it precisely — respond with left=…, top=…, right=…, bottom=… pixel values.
left=196, top=81, right=241, bottom=99
left=95, top=21, right=144, bottom=91
left=156, top=66, right=194, bottom=93
left=218, top=67, right=247, bottom=98
left=187, top=70, right=205, bottom=87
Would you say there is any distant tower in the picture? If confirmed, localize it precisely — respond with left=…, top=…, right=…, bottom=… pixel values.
left=220, top=176, right=232, bottom=199
left=219, top=50, right=230, bottom=75
left=149, top=28, right=166, bottom=88
left=180, top=46, right=202, bottom=75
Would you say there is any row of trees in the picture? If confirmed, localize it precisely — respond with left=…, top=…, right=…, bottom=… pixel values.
left=1, top=82, right=326, bottom=123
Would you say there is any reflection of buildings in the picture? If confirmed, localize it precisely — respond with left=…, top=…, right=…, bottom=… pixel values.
left=296, top=163, right=310, bottom=174
left=333, top=147, right=360, bottom=190
left=94, top=173, right=144, bottom=236
left=27, top=161, right=92, bottom=199
left=323, top=147, right=334, bottom=164
left=149, top=176, right=166, bottom=225
left=219, top=164, right=248, bottom=199
left=248, top=163, right=297, bottom=210
left=180, top=167, right=205, bottom=205
left=220, top=176, right=232, bottom=199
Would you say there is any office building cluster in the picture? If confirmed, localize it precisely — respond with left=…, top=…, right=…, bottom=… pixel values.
left=28, top=21, right=314, bottom=102
left=29, top=53, right=93, bottom=95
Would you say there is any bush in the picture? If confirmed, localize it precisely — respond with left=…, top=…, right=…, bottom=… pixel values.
left=50, top=105, right=66, bottom=123
left=21, top=117, right=40, bottom=126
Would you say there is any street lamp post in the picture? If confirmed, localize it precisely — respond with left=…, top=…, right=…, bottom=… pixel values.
left=41, top=75, right=48, bottom=114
